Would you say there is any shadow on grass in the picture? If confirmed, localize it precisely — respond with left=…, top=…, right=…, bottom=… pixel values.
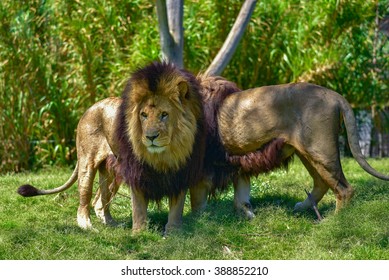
left=115, top=190, right=338, bottom=236
left=180, top=192, right=336, bottom=235
left=76, top=189, right=343, bottom=259
left=212, top=192, right=334, bottom=220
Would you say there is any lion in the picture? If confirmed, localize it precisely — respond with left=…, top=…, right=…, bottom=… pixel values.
left=18, top=61, right=206, bottom=233
left=190, top=77, right=389, bottom=219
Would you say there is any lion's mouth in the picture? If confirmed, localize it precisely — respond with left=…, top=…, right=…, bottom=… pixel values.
left=147, top=145, right=166, bottom=154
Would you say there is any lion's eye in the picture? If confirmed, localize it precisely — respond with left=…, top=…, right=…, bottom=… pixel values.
left=161, top=112, right=168, bottom=121
left=140, top=112, right=148, bottom=119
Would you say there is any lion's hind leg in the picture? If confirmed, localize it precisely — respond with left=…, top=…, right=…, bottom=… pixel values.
left=294, top=155, right=330, bottom=212
left=233, top=175, right=255, bottom=220
left=92, top=162, right=120, bottom=226
left=77, top=159, right=97, bottom=229
left=294, top=150, right=354, bottom=213
left=333, top=174, right=355, bottom=212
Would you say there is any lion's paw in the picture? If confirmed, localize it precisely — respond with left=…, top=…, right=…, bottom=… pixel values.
left=244, top=209, right=255, bottom=220
left=293, top=200, right=311, bottom=212
left=77, top=215, right=94, bottom=230
left=102, top=218, right=119, bottom=227
left=95, top=210, right=118, bottom=227
left=236, top=202, right=255, bottom=220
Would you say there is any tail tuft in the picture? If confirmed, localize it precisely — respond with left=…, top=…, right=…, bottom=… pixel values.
left=17, top=184, right=40, bottom=197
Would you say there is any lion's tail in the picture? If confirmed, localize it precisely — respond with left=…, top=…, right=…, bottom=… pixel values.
left=340, top=97, right=389, bottom=180
left=17, top=162, right=79, bottom=197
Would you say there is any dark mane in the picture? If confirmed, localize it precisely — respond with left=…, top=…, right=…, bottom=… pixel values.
left=115, top=62, right=206, bottom=201
left=198, top=75, right=241, bottom=191
left=227, top=138, right=293, bottom=176
left=199, top=75, right=293, bottom=193
left=129, top=61, right=201, bottom=94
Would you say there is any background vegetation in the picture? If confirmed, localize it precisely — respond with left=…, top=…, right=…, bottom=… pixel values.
left=1, top=158, right=389, bottom=259
left=0, top=0, right=388, bottom=173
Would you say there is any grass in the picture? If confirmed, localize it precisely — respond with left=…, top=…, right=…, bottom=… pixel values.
left=1, top=158, right=389, bottom=260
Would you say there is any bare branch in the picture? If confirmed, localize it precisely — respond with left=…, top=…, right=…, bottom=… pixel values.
left=305, top=190, right=323, bottom=221
left=205, top=0, right=257, bottom=76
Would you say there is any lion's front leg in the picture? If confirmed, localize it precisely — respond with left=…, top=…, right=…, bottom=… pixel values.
left=165, top=190, right=187, bottom=234
left=233, top=175, right=255, bottom=220
left=131, top=186, right=149, bottom=232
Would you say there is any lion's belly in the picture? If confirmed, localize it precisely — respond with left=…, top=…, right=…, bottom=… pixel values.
left=218, top=125, right=276, bottom=155
left=217, top=89, right=291, bottom=155
left=217, top=83, right=343, bottom=157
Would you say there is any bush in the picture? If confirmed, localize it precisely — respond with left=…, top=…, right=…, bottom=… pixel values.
left=1, top=0, right=387, bottom=172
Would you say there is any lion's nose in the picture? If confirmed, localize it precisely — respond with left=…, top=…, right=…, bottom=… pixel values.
left=146, top=134, right=159, bottom=142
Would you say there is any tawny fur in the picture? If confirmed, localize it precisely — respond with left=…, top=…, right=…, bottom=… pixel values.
left=198, top=75, right=293, bottom=192
left=17, top=61, right=207, bottom=233
left=192, top=79, right=389, bottom=218
left=115, top=62, right=206, bottom=202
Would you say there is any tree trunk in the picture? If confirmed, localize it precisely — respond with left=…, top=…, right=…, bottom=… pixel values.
left=156, top=0, right=256, bottom=73
left=156, top=0, right=184, bottom=68
left=356, top=110, right=373, bottom=157
left=371, top=109, right=389, bottom=157
left=205, top=0, right=257, bottom=76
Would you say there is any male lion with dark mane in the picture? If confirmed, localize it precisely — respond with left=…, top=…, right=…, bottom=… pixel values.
left=190, top=76, right=389, bottom=219
left=18, top=61, right=206, bottom=233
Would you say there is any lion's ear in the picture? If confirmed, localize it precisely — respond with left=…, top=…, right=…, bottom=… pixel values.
left=177, top=81, right=189, bottom=100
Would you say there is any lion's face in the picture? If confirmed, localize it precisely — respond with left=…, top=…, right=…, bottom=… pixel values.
left=124, top=72, right=202, bottom=173
left=138, top=95, right=176, bottom=154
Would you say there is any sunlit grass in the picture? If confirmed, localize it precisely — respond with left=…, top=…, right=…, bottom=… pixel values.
left=1, top=158, right=389, bottom=260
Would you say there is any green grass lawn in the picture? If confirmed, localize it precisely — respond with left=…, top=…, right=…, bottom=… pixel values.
left=1, top=158, right=389, bottom=260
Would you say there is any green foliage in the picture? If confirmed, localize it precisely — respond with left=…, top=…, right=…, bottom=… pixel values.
left=1, top=158, right=389, bottom=259
left=218, top=0, right=388, bottom=107
left=0, top=0, right=159, bottom=172
left=1, top=0, right=388, bottom=172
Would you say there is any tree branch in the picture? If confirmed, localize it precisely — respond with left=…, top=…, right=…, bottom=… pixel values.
left=205, top=0, right=257, bottom=76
